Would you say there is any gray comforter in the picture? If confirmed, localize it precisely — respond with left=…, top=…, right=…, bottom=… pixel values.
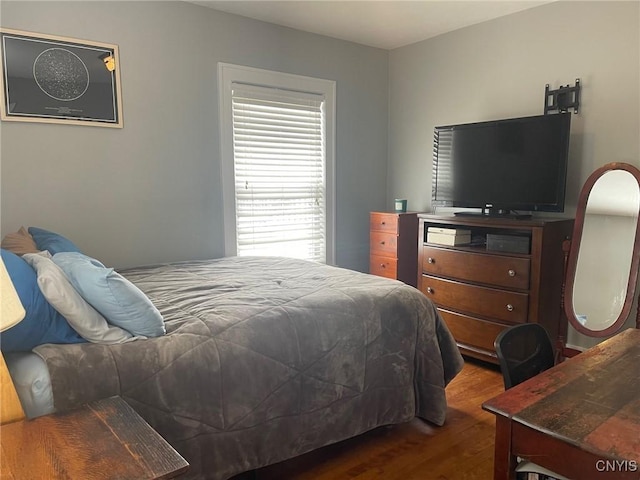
left=35, top=256, right=464, bottom=479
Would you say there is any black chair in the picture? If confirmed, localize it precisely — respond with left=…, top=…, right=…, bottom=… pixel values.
left=494, top=323, right=555, bottom=390
left=494, top=323, right=567, bottom=480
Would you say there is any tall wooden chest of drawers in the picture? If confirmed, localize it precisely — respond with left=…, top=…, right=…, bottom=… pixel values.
left=417, top=214, right=573, bottom=364
left=369, top=212, right=418, bottom=287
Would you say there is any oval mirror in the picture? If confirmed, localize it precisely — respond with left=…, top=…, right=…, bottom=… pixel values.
left=565, top=162, right=640, bottom=337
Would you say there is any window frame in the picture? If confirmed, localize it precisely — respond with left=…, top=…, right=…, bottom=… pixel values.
left=218, top=63, right=336, bottom=263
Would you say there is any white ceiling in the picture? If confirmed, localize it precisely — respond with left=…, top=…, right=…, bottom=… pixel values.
left=189, top=1, right=553, bottom=50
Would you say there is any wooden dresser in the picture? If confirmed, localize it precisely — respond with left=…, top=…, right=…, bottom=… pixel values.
left=417, top=214, right=573, bottom=364
left=369, top=212, right=418, bottom=287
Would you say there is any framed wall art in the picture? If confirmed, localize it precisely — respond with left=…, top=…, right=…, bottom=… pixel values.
left=0, top=28, right=123, bottom=128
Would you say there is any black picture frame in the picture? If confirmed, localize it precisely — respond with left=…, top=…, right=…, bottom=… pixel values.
left=0, top=28, right=123, bottom=127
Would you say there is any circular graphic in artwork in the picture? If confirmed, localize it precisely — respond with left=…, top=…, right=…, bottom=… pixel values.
left=33, top=48, right=90, bottom=102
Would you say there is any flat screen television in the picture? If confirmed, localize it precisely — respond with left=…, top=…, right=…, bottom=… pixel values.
left=431, top=113, right=571, bottom=217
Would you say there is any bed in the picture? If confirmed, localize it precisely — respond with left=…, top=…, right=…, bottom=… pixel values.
left=7, top=255, right=463, bottom=480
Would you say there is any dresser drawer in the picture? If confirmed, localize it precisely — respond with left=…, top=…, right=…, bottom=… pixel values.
left=370, top=212, right=399, bottom=234
left=369, top=255, right=398, bottom=279
left=438, top=308, right=508, bottom=356
left=370, top=231, right=398, bottom=256
left=420, top=275, right=528, bottom=324
left=422, top=246, right=530, bottom=290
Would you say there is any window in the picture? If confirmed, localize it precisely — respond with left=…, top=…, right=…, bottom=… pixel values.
left=219, top=64, right=335, bottom=263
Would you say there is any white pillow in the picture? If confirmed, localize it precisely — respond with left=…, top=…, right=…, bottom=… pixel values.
left=22, top=252, right=136, bottom=344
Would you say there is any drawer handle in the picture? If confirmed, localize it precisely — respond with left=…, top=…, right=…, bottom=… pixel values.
left=380, top=264, right=386, bottom=269
left=428, top=257, right=435, bottom=264
left=381, top=221, right=386, bottom=225
left=508, top=269, right=516, bottom=277
left=427, top=287, right=434, bottom=294
left=380, top=241, right=386, bottom=245
left=506, top=304, right=514, bottom=312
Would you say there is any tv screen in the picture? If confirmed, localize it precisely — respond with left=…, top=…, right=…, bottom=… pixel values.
left=432, top=113, right=571, bottom=216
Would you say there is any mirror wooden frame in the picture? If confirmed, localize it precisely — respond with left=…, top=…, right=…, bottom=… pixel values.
left=563, top=162, right=640, bottom=342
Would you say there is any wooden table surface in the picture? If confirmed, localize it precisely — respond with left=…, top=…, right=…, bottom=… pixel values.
left=483, top=328, right=640, bottom=480
left=1, top=396, right=189, bottom=480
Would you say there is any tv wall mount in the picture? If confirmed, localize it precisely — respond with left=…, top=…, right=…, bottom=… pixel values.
left=544, top=78, right=581, bottom=114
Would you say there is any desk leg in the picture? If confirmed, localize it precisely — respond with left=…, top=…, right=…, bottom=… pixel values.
left=493, top=416, right=517, bottom=480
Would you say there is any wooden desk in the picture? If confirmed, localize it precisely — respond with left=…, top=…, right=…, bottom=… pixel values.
left=0, top=396, right=189, bottom=479
left=483, top=328, right=640, bottom=480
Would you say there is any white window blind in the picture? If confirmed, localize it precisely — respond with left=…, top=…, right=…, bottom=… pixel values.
left=231, top=83, right=327, bottom=262
left=433, top=127, right=453, bottom=203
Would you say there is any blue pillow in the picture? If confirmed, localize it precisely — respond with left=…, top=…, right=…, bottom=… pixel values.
left=52, top=252, right=165, bottom=338
left=0, top=249, right=85, bottom=352
left=28, top=227, right=81, bottom=255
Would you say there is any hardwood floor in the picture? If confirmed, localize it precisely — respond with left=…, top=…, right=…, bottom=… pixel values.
left=253, top=358, right=504, bottom=480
